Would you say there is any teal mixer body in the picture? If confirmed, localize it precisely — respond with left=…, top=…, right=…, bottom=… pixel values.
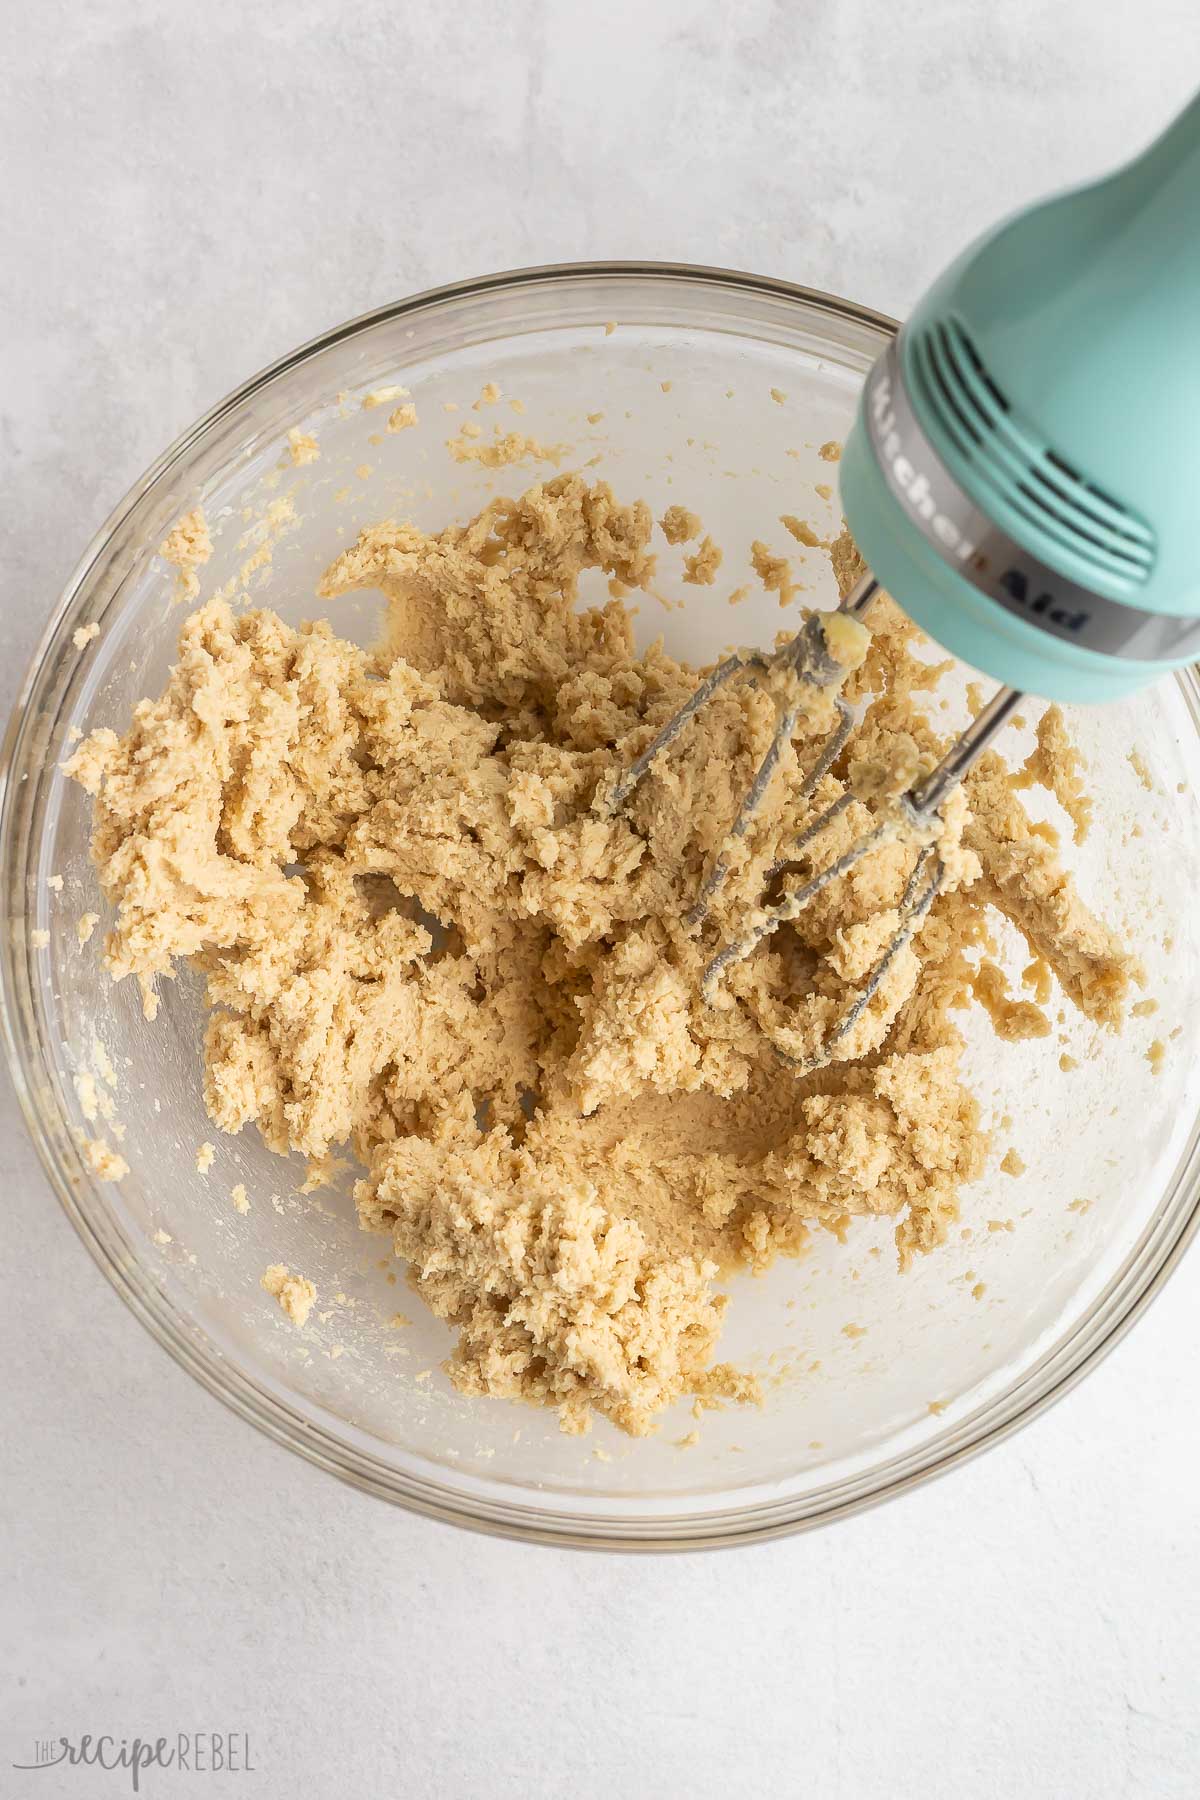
left=839, top=91, right=1200, bottom=702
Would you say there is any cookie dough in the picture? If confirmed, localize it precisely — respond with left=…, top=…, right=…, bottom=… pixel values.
left=261, top=1264, right=316, bottom=1328
left=66, top=474, right=1136, bottom=1436
left=159, top=507, right=212, bottom=603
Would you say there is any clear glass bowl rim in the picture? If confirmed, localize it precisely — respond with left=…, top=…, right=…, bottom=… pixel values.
left=4, top=259, right=1199, bottom=1552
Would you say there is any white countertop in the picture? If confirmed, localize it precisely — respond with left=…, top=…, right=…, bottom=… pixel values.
left=4, top=4, right=1200, bottom=1795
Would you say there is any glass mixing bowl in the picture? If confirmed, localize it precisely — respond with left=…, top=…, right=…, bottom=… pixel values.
left=5, top=264, right=1200, bottom=1550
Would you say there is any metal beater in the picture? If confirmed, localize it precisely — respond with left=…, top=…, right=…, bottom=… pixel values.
left=606, top=574, right=1022, bottom=1072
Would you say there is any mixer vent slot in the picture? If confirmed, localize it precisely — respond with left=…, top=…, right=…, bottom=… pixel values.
left=908, top=315, right=1155, bottom=591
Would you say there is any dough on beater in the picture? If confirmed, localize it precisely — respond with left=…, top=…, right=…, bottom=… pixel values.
left=67, top=473, right=1137, bottom=1437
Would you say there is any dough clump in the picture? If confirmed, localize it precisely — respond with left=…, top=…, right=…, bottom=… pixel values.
left=67, top=475, right=1137, bottom=1435
left=261, top=1263, right=316, bottom=1328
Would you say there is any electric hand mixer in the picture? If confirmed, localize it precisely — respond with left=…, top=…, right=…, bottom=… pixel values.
left=607, top=91, right=1200, bottom=1072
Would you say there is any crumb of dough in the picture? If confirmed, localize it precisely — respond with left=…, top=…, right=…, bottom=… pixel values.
left=73, top=623, right=100, bottom=649
left=356, top=464, right=373, bottom=480
left=1146, top=1038, right=1165, bottom=1074
left=987, top=1218, right=1015, bottom=1232
left=159, top=508, right=212, bottom=603
left=697, top=1365, right=763, bottom=1409
left=1059, top=1052, right=1079, bottom=1072
left=814, top=482, right=832, bottom=501
left=47, top=874, right=63, bottom=891
left=842, top=1323, right=867, bottom=1339
left=818, top=441, right=842, bottom=462
left=750, top=539, right=799, bottom=606
left=770, top=388, right=787, bottom=405
left=970, top=961, right=1051, bottom=1040
left=195, top=1142, right=215, bottom=1174
left=387, top=404, right=418, bottom=433
left=231, top=1182, right=250, bottom=1214
left=1000, top=1148, right=1026, bottom=1176
left=473, top=382, right=502, bottom=409
left=76, top=912, right=99, bottom=946
left=1015, top=704, right=1093, bottom=844
left=586, top=411, right=605, bottom=425
left=1128, top=748, right=1154, bottom=791
left=780, top=515, right=825, bottom=548
left=389, top=1312, right=411, bottom=1328
left=659, top=505, right=702, bottom=545
left=30, top=928, right=49, bottom=949
left=447, top=430, right=563, bottom=469
left=153, top=1228, right=172, bottom=1245
left=1021, top=957, right=1053, bottom=1005
left=675, top=1430, right=700, bottom=1448
left=682, top=535, right=722, bottom=585
left=261, top=1263, right=316, bottom=1328
left=727, top=585, right=750, bottom=606
left=83, top=1135, right=128, bottom=1181
left=68, top=473, right=1134, bottom=1438
left=603, top=321, right=617, bottom=335
left=1131, top=998, right=1158, bottom=1017
left=660, top=380, right=673, bottom=394
left=75, top=1072, right=100, bottom=1122
left=971, top=1281, right=986, bottom=1300
left=362, top=385, right=410, bottom=409
left=928, top=1399, right=949, bottom=1416
left=286, top=427, right=320, bottom=466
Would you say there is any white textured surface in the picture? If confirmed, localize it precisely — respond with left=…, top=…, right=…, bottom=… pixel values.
left=4, top=4, right=1200, bottom=1795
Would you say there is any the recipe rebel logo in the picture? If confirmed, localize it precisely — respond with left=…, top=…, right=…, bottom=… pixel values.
left=11, top=1732, right=255, bottom=1790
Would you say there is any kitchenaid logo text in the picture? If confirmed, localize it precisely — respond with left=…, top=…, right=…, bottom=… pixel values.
left=12, top=1733, right=255, bottom=1791
left=870, top=367, right=980, bottom=563
left=869, top=363, right=1092, bottom=636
